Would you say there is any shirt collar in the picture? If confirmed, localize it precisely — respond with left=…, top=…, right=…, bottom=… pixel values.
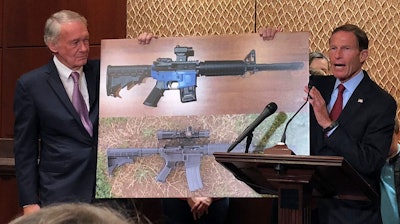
left=53, top=56, right=83, bottom=79
left=334, top=70, right=364, bottom=94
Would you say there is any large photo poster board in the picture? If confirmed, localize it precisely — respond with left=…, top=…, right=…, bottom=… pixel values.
left=96, top=32, right=309, bottom=198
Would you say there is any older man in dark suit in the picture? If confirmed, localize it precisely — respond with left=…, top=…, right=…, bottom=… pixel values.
left=13, top=10, right=100, bottom=215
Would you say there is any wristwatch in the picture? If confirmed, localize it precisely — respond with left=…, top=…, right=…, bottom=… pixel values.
left=323, top=121, right=339, bottom=134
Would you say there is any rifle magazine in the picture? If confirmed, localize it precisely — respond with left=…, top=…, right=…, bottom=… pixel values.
left=186, top=166, right=203, bottom=191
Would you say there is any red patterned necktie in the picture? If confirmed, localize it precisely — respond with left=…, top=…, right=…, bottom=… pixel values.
left=71, top=72, right=93, bottom=136
left=329, top=84, right=345, bottom=121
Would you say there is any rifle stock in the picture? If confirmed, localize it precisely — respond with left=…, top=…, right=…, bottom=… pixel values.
left=106, top=65, right=152, bottom=97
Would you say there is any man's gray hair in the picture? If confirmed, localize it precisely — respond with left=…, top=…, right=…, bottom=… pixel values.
left=44, top=10, right=87, bottom=45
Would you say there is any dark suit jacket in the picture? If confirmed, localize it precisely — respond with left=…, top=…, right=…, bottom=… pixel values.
left=309, top=71, right=397, bottom=224
left=13, top=59, right=100, bottom=206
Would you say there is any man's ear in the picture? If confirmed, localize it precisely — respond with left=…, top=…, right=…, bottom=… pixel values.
left=47, top=42, right=58, bottom=54
left=360, top=49, right=368, bottom=63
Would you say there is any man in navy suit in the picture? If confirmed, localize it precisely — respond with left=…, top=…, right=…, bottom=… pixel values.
left=13, top=10, right=100, bottom=215
left=307, top=24, right=396, bottom=223
left=260, top=24, right=397, bottom=223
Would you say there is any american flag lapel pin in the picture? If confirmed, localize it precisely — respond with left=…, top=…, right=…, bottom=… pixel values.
left=357, top=98, right=363, bottom=103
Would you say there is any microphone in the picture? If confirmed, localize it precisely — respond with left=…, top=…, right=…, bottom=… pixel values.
left=227, top=102, right=277, bottom=153
left=279, top=100, right=308, bottom=144
left=264, top=76, right=313, bottom=155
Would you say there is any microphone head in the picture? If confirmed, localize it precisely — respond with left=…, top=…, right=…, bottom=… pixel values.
left=267, top=102, right=278, bottom=113
left=226, top=102, right=278, bottom=153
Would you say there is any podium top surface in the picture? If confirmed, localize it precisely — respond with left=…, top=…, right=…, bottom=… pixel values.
left=214, top=152, right=378, bottom=202
left=214, top=152, right=345, bottom=166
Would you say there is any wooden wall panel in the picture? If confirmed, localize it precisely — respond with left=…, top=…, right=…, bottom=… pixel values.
left=0, top=0, right=3, bottom=46
left=0, top=0, right=3, bottom=145
left=0, top=50, right=2, bottom=137
left=0, top=177, right=21, bottom=223
left=3, top=0, right=126, bottom=47
left=0, top=139, right=21, bottom=224
left=1, top=48, right=53, bottom=137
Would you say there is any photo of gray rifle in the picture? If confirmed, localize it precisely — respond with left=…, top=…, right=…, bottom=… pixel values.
left=107, top=143, right=257, bottom=191
left=106, top=45, right=304, bottom=107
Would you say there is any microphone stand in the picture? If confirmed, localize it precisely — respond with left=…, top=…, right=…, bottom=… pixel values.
left=264, top=99, right=309, bottom=155
left=245, top=132, right=253, bottom=153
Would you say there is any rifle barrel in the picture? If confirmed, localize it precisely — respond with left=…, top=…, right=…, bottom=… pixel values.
left=198, top=61, right=303, bottom=76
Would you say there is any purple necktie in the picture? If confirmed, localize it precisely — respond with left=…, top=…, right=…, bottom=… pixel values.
left=329, top=84, right=345, bottom=121
left=71, top=72, right=93, bottom=136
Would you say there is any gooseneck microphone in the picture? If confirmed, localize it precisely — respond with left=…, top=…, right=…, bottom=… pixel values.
left=227, top=102, right=278, bottom=153
left=280, top=100, right=308, bottom=144
left=270, top=75, right=313, bottom=153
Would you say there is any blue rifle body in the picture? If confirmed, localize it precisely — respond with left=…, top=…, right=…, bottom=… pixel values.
left=106, top=45, right=303, bottom=107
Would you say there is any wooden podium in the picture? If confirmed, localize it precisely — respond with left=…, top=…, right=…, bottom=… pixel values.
left=213, top=152, right=378, bottom=224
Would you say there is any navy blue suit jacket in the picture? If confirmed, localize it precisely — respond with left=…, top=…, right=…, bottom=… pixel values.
left=309, top=71, right=397, bottom=224
left=14, top=59, right=100, bottom=206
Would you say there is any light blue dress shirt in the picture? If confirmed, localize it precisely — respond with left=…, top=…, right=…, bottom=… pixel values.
left=327, top=70, right=364, bottom=113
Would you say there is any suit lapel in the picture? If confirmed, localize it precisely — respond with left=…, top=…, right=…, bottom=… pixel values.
left=45, top=61, right=89, bottom=131
left=46, top=61, right=80, bottom=118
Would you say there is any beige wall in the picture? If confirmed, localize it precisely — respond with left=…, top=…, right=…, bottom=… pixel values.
left=126, top=0, right=400, bottom=115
